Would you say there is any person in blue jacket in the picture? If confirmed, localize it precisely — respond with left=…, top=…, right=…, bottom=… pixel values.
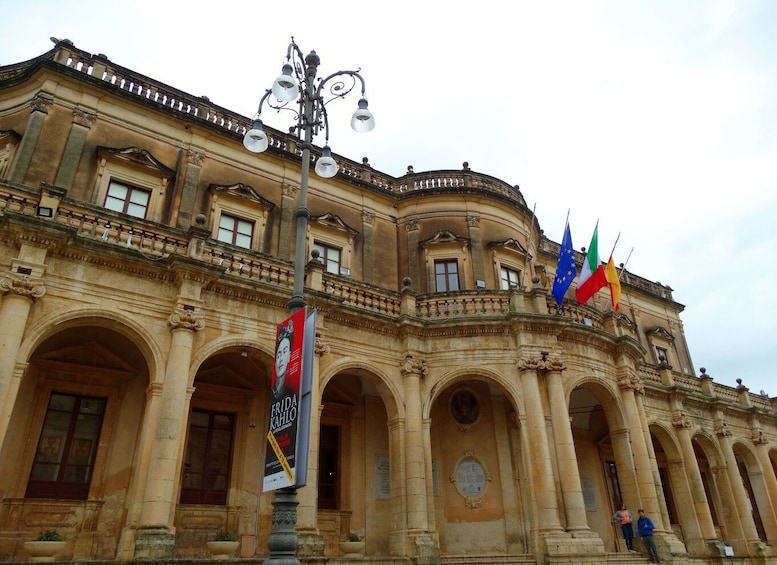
left=637, top=508, right=660, bottom=563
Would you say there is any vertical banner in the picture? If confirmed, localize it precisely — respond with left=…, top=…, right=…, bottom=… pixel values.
left=262, top=307, right=315, bottom=493
left=294, top=309, right=316, bottom=487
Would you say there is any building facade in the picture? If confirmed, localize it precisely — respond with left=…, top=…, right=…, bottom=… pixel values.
left=0, top=39, right=776, bottom=564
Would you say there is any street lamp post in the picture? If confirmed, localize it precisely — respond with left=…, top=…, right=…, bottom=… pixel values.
left=243, top=38, right=375, bottom=564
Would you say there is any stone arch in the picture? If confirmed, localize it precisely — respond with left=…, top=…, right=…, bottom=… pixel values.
left=425, top=364, right=523, bottom=419
left=188, top=335, right=275, bottom=389
left=567, top=373, right=628, bottom=433
left=18, top=306, right=163, bottom=382
left=320, top=357, right=402, bottom=421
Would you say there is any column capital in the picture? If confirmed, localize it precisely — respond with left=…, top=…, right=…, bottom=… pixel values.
left=714, top=419, right=732, bottom=438
left=0, top=273, right=45, bottom=300
left=314, top=333, right=330, bottom=357
left=168, top=305, right=204, bottom=332
left=361, top=209, right=375, bottom=226
left=282, top=181, right=299, bottom=198
left=517, top=351, right=565, bottom=373
left=405, top=216, right=420, bottom=232
left=186, top=149, right=204, bottom=166
left=672, top=411, right=692, bottom=429
left=466, top=215, right=481, bottom=228
left=617, top=371, right=644, bottom=394
left=73, top=107, right=97, bottom=128
left=31, top=91, right=54, bottom=113
left=401, top=354, right=428, bottom=377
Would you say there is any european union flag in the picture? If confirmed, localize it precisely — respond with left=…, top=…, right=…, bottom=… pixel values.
left=552, top=223, right=576, bottom=307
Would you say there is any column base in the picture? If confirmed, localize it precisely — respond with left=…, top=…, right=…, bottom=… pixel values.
left=410, top=531, right=439, bottom=565
left=133, top=527, right=175, bottom=560
left=297, top=530, right=325, bottom=564
left=543, top=531, right=606, bottom=563
left=655, top=530, right=688, bottom=560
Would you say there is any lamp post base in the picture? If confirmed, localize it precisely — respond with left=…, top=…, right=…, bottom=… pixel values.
left=264, top=486, right=300, bottom=565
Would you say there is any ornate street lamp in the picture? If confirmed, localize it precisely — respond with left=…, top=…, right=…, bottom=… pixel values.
left=243, top=38, right=374, bottom=564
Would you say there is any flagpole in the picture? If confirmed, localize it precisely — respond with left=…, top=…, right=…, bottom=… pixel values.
left=618, top=247, right=634, bottom=280
left=608, top=232, right=621, bottom=260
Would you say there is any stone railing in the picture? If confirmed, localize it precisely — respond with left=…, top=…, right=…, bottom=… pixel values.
left=416, top=291, right=511, bottom=319
left=18, top=41, right=525, bottom=204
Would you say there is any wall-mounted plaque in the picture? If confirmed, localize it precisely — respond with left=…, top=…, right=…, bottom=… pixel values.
left=375, top=455, right=390, bottom=500
left=455, top=457, right=486, bottom=498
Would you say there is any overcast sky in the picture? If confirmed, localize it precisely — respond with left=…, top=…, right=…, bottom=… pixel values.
left=2, top=0, right=775, bottom=395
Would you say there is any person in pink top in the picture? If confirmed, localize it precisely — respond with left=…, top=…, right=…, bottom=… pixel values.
left=613, top=503, right=635, bottom=551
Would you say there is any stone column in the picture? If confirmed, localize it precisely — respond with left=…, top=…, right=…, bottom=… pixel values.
left=754, top=436, right=777, bottom=544
left=8, top=92, right=53, bottom=184
left=545, top=362, right=594, bottom=535
left=716, top=421, right=761, bottom=545
left=466, top=215, right=486, bottom=286
left=53, top=107, right=96, bottom=189
left=0, top=237, right=48, bottom=450
left=400, top=355, right=436, bottom=563
left=672, top=412, right=717, bottom=541
left=517, top=357, right=563, bottom=535
left=401, top=355, right=429, bottom=532
left=0, top=273, right=45, bottom=448
left=361, top=209, right=375, bottom=284
left=134, top=299, right=204, bottom=559
left=405, top=217, right=421, bottom=290
left=616, top=369, right=662, bottom=522
left=296, top=334, right=329, bottom=559
left=278, top=182, right=298, bottom=260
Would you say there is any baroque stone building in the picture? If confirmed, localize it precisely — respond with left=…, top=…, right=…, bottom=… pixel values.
left=1, top=39, right=776, bottom=565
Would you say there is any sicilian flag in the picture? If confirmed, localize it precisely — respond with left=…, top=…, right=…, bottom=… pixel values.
left=551, top=221, right=576, bottom=307
left=575, top=224, right=607, bottom=304
left=604, top=256, right=621, bottom=310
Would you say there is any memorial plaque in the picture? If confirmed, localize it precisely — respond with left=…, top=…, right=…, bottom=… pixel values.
left=582, top=477, right=597, bottom=511
left=455, top=457, right=486, bottom=498
left=375, top=455, right=390, bottom=500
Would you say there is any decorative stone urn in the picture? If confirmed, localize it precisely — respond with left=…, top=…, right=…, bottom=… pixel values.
left=206, top=540, right=240, bottom=560
left=339, top=540, right=365, bottom=557
left=23, top=540, right=66, bottom=562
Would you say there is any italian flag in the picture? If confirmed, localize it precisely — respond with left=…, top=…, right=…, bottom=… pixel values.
left=575, top=224, right=607, bottom=304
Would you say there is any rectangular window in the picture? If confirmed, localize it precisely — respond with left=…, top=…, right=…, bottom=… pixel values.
left=312, top=242, right=342, bottom=275
left=435, top=260, right=459, bottom=292
left=217, top=213, right=254, bottom=248
left=104, top=180, right=151, bottom=219
left=26, top=393, right=106, bottom=500
left=180, top=409, right=234, bottom=505
left=500, top=266, right=521, bottom=290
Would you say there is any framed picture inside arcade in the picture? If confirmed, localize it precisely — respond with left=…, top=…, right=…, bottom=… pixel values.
left=262, top=307, right=316, bottom=492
